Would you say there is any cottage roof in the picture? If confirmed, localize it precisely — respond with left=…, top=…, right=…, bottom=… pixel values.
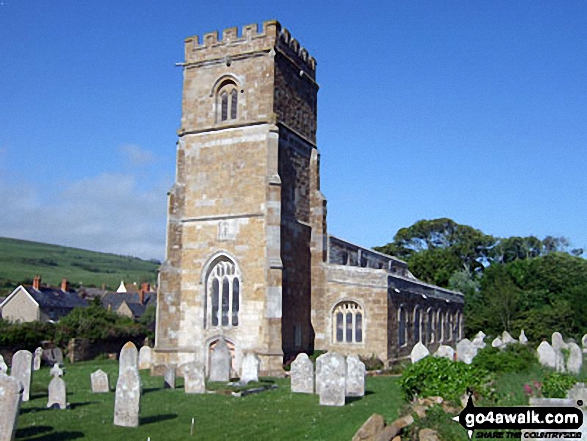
left=26, top=286, right=88, bottom=309
left=101, top=291, right=156, bottom=316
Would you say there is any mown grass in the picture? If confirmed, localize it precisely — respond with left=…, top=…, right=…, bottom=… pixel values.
left=0, top=237, right=158, bottom=294
left=17, top=360, right=404, bottom=441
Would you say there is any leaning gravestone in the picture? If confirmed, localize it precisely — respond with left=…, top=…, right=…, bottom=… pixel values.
left=471, top=331, right=486, bottom=349
left=47, top=371, right=67, bottom=409
left=0, top=355, right=7, bottom=375
left=290, top=353, right=314, bottom=394
left=164, top=365, right=176, bottom=389
left=456, top=339, right=477, bottom=364
left=240, top=353, right=260, bottom=385
left=566, top=342, right=582, bottom=375
left=491, top=337, right=504, bottom=349
left=114, top=342, right=141, bottom=427
left=519, top=330, right=528, bottom=345
left=91, top=369, right=110, bottom=393
left=346, top=355, right=365, bottom=397
left=316, top=352, right=346, bottom=406
left=11, top=350, right=33, bottom=402
left=209, top=339, right=231, bottom=382
left=0, top=373, right=23, bottom=441
left=33, top=347, right=43, bottom=371
left=410, top=342, right=429, bottom=364
left=434, top=345, right=455, bottom=360
left=138, top=346, right=152, bottom=370
left=182, top=362, right=205, bottom=394
left=501, top=331, right=516, bottom=346
left=536, top=341, right=556, bottom=369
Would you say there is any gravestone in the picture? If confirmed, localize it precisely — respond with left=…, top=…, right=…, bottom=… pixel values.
left=345, top=355, right=365, bottom=397
left=501, top=331, right=515, bottom=346
left=50, top=363, right=63, bottom=378
left=566, top=342, right=582, bottom=375
left=182, top=362, right=205, bottom=394
left=471, top=331, right=486, bottom=349
left=582, top=334, right=587, bottom=354
left=164, top=365, right=176, bottom=389
left=456, top=339, right=477, bottom=364
left=434, top=345, right=455, bottom=360
left=91, top=369, right=110, bottom=393
left=0, top=355, right=7, bottom=375
left=491, top=337, right=504, bottom=349
left=536, top=341, right=556, bottom=369
left=410, top=342, right=429, bottom=364
left=519, top=330, right=528, bottom=345
left=11, top=350, right=33, bottom=402
left=290, top=353, right=314, bottom=394
left=552, top=332, right=568, bottom=350
left=42, top=348, right=63, bottom=365
left=47, top=374, right=67, bottom=409
left=316, top=352, right=346, bottom=406
left=114, top=368, right=141, bottom=427
left=240, top=353, right=260, bottom=385
left=138, top=346, right=152, bottom=370
left=119, top=342, right=139, bottom=375
left=209, top=339, right=231, bottom=382
left=33, top=347, right=43, bottom=371
left=0, top=373, right=23, bottom=441
left=551, top=332, right=568, bottom=373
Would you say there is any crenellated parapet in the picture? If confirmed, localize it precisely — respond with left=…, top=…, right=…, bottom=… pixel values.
left=184, top=20, right=316, bottom=77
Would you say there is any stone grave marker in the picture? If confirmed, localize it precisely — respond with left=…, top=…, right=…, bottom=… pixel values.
left=33, top=347, right=43, bottom=371
left=182, top=362, right=205, bottom=394
left=582, top=334, right=587, bottom=354
left=456, top=339, right=477, bottom=364
left=138, top=346, right=152, bottom=370
left=491, top=337, right=504, bottom=349
left=119, top=342, right=139, bottom=375
left=410, top=342, right=429, bottom=364
left=471, top=331, right=486, bottom=349
left=209, top=338, right=231, bottom=382
left=0, top=355, right=7, bottom=375
left=290, top=353, right=314, bottom=394
left=536, top=341, right=556, bottom=369
left=91, top=369, right=110, bottom=393
left=346, top=355, right=365, bottom=397
left=114, top=342, right=141, bottom=427
left=519, top=330, right=528, bottom=345
left=434, top=345, right=455, bottom=360
left=240, top=353, right=260, bottom=385
left=567, top=342, right=582, bottom=375
left=316, top=352, right=346, bottom=406
left=164, top=365, right=176, bottom=389
left=11, top=350, right=33, bottom=402
left=50, top=363, right=63, bottom=378
left=42, top=348, right=63, bottom=366
left=47, top=370, right=67, bottom=409
left=0, top=373, right=23, bottom=441
left=501, top=331, right=516, bottom=346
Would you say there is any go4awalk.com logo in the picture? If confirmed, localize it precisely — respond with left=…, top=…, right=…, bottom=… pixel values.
left=453, top=392, right=583, bottom=439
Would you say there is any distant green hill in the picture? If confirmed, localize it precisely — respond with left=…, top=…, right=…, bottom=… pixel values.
left=0, top=237, right=159, bottom=295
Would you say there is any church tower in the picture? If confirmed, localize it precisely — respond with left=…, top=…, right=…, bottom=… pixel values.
left=154, top=21, right=326, bottom=375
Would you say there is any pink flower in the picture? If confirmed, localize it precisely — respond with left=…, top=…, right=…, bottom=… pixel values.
left=523, top=384, right=533, bottom=396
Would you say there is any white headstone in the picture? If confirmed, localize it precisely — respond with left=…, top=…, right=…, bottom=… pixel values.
left=164, top=365, right=176, bottom=389
left=33, top=347, right=43, bottom=371
left=209, top=339, right=231, bottom=382
left=240, top=353, right=260, bottom=385
left=501, top=331, right=516, bottom=345
left=345, top=355, right=365, bottom=397
left=182, top=362, right=205, bottom=394
left=138, top=346, right=152, bottom=370
left=47, top=376, right=67, bottom=409
left=471, top=332, right=486, bottom=349
left=0, top=355, right=7, bottom=375
left=552, top=332, right=568, bottom=350
left=11, top=350, right=33, bottom=402
left=456, top=339, right=477, bottom=364
left=118, top=342, right=139, bottom=376
left=316, top=353, right=346, bottom=406
left=0, top=373, right=23, bottom=441
left=519, top=330, right=528, bottom=345
left=434, top=345, right=455, bottom=360
left=410, top=342, right=430, bottom=364
left=50, top=363, right=63, bottom=378
left=491, top=337, right=504, bottom=349
left=91, top=369, right=110, bottom=393
left=290, top=353, right=314, bottom=394
left=114, top=367, right=141, bottom=427
left=537, top=341, right=556, bottom=369
left=567, top=342, right=583, bottom=375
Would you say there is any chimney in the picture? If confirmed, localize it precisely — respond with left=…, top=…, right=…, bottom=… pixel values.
left=139, top=283, right=150, bottom=305
left=32, top=275, right=41, bottom=290
left=61, top=278, right=70, bottom=292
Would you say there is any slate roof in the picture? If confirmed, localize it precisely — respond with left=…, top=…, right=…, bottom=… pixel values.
left=26, top=286, right=88, bottom=309
left=101, top=291, right=156, bottom=318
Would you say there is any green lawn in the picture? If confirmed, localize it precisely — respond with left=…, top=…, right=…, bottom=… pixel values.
left=17, top=360, right=405, bottom=441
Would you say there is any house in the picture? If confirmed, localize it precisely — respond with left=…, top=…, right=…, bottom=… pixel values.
left=101, top=282, right=156, bottom=320
left=0, top=276, right=88, bottom=323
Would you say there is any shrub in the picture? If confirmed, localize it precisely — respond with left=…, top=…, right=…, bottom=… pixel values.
left=0, top=319, right=55, bottom=349
left=541, top=372, right=577, bottom=398
left=359, top=354, right=384, bottom=371
left=472, top=343, right=537, bottom=374
left=399, top=356, right=493, bottom=402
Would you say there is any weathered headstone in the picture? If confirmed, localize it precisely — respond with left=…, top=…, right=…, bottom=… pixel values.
left=536, top=341, right=556, bottom=369
left=91, top=369, right=110, bottom=393
left=42, top=348, right=63, bottom=366
left=164, top=365, right=176, bottom=389
left=410, top=342, right=430, bottom=364
left=582, top=334, right=587, bottom=354
left=0, top=373, right=23, bottom=441
left=182, top=362, right=206, bottom=394
left=316, top=352, right=346, bottom=406
left=551, top=332, right=568, bottom=373
left=47, top=375, right=67, bottom=409
left=471, top=331, right=486, bottom=349
left=11, top=350, right=33, bottom=402
left=290, top=353, right=314, bottom=394
left=566, top=342, right=582, bottom=375
left=0, top=355, right=7, bottom=375
left=434, top=345, right=455, bottom=360
left=456, top=339, right=477, bottom=364
left=114, top=368, right=141, bottom=427
left=346, top=355, right=365, bottom=397
left=33, top=347, right=43, bottom=371
left=138, top=346, right=152, bottom=370
left=209, top=339, right=231, bottom=382
left=239, top=353, right=260, bottom=385
left=118, top=342, right=139, bottom=376
left=501, top=331, right=515, bottom=346
left=552, top=332, right=568, bottom=350
left=491, top=337, right=504, bottom=349
left=50, top=363, right=63, bottom=378
left=519, top=330, right=528, bottom=345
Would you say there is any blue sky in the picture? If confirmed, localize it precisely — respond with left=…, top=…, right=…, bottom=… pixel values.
left=1, top=1, right=585, bottom=260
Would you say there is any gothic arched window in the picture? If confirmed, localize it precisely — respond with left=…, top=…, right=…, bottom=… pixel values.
left=216, top=80, right=239, bottom=122
left=437, top=310, right=443, bottom=342
left=427, top=308, right=435, bottom=344
left=206, top=258, right=240, bottom=328
left=333, top=301, right=363, bottom=344
left=413, top=307, right=422, bottom=343
left=398, top=306, right=407, bottom=347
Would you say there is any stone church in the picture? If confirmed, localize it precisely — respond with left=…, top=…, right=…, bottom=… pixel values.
left=153, top=20, right=464, bottom=376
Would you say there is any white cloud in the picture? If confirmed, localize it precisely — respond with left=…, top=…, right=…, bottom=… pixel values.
left=119, top=144, right=157, bottom=167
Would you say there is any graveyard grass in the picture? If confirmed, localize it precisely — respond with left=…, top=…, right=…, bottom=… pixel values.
left=17, top=359, right=405, bottom=441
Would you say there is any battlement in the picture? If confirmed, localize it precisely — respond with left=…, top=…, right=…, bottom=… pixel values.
left=184, top=20, right=316, bottom=75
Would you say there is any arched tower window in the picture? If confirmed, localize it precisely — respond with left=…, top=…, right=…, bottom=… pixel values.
left=216, top=80, right=239, bottom=123
left=205, top=258, right=240, bottom=328
left=333, top=301, right=363, bottom=344
left=398, top=306, right=407, bottom=347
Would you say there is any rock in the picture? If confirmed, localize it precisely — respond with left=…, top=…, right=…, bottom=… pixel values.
left=419, top=428, right=440, bottom=441
left=352, top=413, right=384, bottom=441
